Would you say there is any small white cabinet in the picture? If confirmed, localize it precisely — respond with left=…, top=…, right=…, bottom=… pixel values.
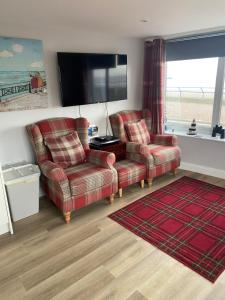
left=0, top=165, right=13, bottom=235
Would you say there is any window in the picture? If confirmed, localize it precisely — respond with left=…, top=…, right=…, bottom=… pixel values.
left=165, top=57, right=225, bottom=134
left=165, top=33, right=225, bottom=135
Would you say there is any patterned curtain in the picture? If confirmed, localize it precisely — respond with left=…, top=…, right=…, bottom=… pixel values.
left=143, top=39, right=165, bottom=134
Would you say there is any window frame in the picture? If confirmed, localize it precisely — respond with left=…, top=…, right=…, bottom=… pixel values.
left=211, top=57, right=225, bottom=127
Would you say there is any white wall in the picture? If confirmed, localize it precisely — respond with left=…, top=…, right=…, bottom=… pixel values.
left=178, top=135, right=225, bottom=179
left=4, top=25, right=224, bottom=181
left=0, top=25, right=144, bottom=164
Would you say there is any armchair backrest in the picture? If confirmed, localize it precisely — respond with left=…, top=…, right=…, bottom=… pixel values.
left=27, top=117, right=89, bottom=163
left=109, top=109, right=152, bottom=142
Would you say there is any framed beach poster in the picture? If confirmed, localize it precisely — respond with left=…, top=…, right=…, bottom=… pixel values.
left=0, top=37, right=48, bottom=112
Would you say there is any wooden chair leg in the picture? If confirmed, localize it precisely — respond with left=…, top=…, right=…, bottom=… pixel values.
left=118, top=188, right=123, bottom=198
left=140, top=180, right=144, bottom=188
left=173, top=168, right=178, bottom=176
left=108, top=194, right=115, bottom=204
left=64, top=212, right=71, bottom=224
left=147, top=178, right=153, bottom=188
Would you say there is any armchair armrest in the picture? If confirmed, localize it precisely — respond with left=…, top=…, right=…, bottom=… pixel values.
left=126, top=142, right=154, bottom=168
left=127, top=142, right=153, bottom=157
left=126, top=142, right=142, bottom=154
left=86, top=149, right=116, bottom=169
left=150, top=134, right=178, bottom=146
left=40, top=160, right=68, bottom=182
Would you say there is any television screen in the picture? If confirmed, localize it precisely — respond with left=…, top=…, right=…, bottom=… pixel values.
left=57, top=52, right=127, bottom=106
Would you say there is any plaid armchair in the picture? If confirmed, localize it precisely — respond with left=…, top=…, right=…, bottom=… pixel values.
left=109, top=109, right=181, bottom=186
left=27, top=117, right=117, bottom=223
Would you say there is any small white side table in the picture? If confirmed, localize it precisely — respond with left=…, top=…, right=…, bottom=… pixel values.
left=0, top=164, right=13, bottom=235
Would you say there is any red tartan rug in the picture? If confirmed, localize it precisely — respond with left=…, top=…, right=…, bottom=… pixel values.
left=109, top=177, right=225, bottom=282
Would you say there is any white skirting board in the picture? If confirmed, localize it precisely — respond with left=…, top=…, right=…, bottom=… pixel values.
left=180, top=162, right=225, bottom=180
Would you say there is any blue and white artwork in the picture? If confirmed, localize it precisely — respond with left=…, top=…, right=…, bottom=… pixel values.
left=0, top=37, right=48, bottom=112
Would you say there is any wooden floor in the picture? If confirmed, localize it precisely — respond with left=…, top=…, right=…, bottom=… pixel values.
left=0, top=170, right=225, bottom=300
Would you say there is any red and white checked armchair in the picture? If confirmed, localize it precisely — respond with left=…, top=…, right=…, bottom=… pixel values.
left=109, top=109, right=181, bottom=185
left=26, top=117, right=117, bottom=223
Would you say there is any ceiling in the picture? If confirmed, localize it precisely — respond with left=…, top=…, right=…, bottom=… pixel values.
left=1, top=0, right=225, bottom=38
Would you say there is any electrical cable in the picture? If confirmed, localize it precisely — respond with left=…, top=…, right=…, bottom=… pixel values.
left=78, top=105, right=81, bottom=117
left=105, top=102, right=112, bottom=136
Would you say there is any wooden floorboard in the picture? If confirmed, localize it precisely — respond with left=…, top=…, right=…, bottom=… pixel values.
left=0, top=169, right=224, bottom=300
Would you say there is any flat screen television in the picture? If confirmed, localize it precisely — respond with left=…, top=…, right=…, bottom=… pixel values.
left=57, top=52, right=127, bottom=106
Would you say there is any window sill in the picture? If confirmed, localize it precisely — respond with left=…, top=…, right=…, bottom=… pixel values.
left=165, top=130, right=225, bottom=143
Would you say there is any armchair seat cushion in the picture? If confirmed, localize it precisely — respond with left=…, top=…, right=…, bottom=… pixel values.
left=65, top=163, right=114, bottom=196
left=143, top=144, right=181, bottom=165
